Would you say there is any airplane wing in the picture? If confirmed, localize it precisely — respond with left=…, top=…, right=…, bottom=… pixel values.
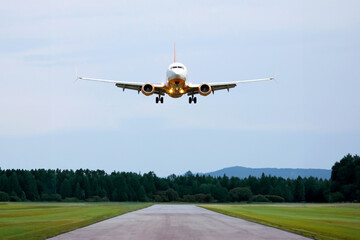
left=78, top=76, right=166, bottom=96
left=186, top=77, right=274, bottom=95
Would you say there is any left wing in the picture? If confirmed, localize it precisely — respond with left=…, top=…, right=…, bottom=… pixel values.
left=78, top=76, right=166, bottom=95
left=186, top=77, right=274, bottom=95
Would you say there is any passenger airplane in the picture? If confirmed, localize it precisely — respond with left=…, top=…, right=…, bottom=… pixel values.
left=77, top=45, right=274, bottom=104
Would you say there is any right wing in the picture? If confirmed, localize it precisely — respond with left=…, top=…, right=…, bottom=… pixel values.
left=78, top=76, right=166, bottom=95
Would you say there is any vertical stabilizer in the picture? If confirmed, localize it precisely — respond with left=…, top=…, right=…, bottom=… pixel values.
left=174, top=43, right=176, bottom=63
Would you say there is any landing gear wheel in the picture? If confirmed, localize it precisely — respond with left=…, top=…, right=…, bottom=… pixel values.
left=189, top=97, right=192, bottom=104
left=193, top=97, right=197, bottom=104
left=156, top=97, right=159, bottom=104
left=160, top=97, right=164, bottom=104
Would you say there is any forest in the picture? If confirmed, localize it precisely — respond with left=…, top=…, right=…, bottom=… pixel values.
left=0, top=154, right=359, bottom=203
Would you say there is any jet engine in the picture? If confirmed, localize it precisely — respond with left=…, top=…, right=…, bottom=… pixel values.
left=141, top=83, right=155, bottom=96
left=198, top=83, right=212, bottom=96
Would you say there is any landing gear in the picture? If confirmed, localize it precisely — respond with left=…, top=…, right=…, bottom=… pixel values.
left=189, top=96, right=197, bottom=104
left=156, top=96, right=164, bottom=104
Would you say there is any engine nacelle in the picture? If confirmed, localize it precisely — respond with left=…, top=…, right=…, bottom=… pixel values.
left=141, top=83, right=155, bottom=96
left=198, top=83, right=212, bottom=96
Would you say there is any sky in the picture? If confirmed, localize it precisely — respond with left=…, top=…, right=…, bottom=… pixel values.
left=0, top=0, right=359, bottom=176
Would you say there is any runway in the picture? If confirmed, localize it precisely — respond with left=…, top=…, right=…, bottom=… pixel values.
left=49, top=204, right=309, bottom=240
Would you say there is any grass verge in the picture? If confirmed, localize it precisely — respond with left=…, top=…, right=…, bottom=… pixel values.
left=0, top=202, right=152, bottom=240
left=200, top=203, right=360, bottom=240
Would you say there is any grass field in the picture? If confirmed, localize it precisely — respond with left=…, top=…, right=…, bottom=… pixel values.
left=0, top=202, right=152, bottom=240
left=200, top=203, right=360, bottom=240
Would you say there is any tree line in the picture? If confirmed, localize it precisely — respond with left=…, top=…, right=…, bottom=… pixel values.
left=0, top=154, right=358, bottom=203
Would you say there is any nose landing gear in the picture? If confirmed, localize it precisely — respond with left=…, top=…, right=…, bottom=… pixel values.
left=189, top=96, right=197, bottom=104
left=156, top=96, right=164, bottom=104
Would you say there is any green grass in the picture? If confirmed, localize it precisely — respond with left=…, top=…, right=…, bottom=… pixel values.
left=0, top=202, right=152, bottom=240
left=200, top=203, right=360, bottom=240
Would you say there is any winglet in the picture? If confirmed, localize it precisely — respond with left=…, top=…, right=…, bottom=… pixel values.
left=174, top=43, right=176, bottom=63
left=271, top=72, right=276, bottom=82
left=74, top=66, right=82, bottom=83
left=272, top=69, right=277, bottom=82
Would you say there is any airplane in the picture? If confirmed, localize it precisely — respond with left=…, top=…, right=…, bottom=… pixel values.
left=77, top=45, right=274, bottom=104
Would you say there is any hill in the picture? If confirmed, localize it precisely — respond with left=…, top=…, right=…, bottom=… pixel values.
left=198, top=166, right=331, bottom=179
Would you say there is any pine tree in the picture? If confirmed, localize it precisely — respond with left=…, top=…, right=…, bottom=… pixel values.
left=294, top=176, right=305, bottom=202
left=74, top=183, right=85, bottom=200
left=331, top=154, right=360, bottom=201
left=60, top=179, right=72, bottom=198
left=22, top=172, right=39, bottom=200
left=0, top=174, right=9, bottom=193
left=9, top=173, right=22, bottom=197
left=137, top=186, right=147, bottom=201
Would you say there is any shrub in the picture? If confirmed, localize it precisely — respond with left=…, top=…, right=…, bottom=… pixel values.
left=251, top=194, right=270, bottom=202
left=0, top=191, right=9, bottom=202
left=195, top=193, right=212, bottom=203
left=155, top=191, right=169, bottom=202
left=182, top=194, right=196, bottom=202
left=329, top=192, right=345, bottom=202
left=40, top=193, right=50, bottom=201
left=165, top=188, right=179, bottom=201
left=153, top=195, right=163, bottom=202
left=86, top=196, right=103, bottom=202
left=265, top=195, right=285, bottom=202
left=53, top=194, right=62, bottom=201
left=63, top=197, right=81, bottom=202
left=86, top=196, right=96, bottom=202
left=10, top=195, right=21, bottom=202
left=41, top=193, right=62, bottom=201
left=229, top=187, right=252, bottom=202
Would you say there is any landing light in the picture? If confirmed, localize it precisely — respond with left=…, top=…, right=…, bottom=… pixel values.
left=169, top=89, right=174, bottom=94
left=179, top=89, right=184, bottom=94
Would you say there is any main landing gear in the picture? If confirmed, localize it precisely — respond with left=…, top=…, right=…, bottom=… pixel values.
left=189, top=96, right=197, bottom=104
left=156, top=96, right=164, bottom=104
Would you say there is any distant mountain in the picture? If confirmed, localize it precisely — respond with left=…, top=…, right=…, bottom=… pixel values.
left=198, top=166, right=331, bottom=179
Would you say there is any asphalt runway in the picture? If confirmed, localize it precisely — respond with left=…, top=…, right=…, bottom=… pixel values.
left=49, top=204, right=309, bottom=240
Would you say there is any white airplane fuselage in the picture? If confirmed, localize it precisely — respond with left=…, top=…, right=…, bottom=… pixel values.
left=166, top=62, right=188, bottom=98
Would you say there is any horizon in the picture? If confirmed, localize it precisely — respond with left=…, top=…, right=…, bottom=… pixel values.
left=1, top=1, right=359, bottom=176
left=0, top=164, right=333, bottom=178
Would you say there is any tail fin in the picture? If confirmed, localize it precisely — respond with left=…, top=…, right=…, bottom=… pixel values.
left=174, top=43, right=176, bottom=63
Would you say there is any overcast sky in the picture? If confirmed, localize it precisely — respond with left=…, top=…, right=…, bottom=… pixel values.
left=1, top=0, right=359, bottom=176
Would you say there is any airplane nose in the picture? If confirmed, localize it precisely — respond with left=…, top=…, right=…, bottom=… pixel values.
left=171, top=70, right=182, bottom=78
left=167, top=68, right=186, bottom=81
left=172, top=69, right=182, bottom=74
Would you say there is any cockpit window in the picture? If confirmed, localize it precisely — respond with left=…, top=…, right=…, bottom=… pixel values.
left=171, top=66, right=184, bottom=69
